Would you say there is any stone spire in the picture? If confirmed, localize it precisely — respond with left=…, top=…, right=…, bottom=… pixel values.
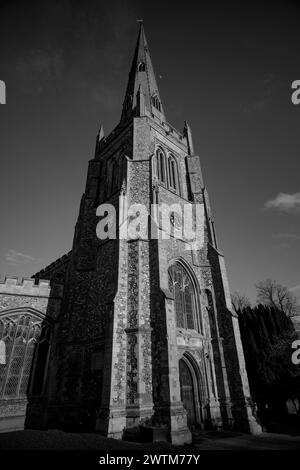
left=120, top=21, right=165, bottom=121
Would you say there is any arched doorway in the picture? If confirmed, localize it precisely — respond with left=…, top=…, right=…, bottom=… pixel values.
left=179, top=358, right=197, bottom=429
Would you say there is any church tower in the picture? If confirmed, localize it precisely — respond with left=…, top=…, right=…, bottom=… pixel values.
left=36, top=23, right=261, bottom=444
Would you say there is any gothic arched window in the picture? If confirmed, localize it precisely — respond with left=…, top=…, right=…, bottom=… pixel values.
left=152, top=95, right=161, bottom=112
left=168, top=155, right=178, bottom=191
left=138, top=62, right=146, bottom=72
left=106, top=159, right=121, bottom=197
left=168, top=262, right=201, bottom=332
left=0, top=312, right=51, bottom=398
left=156, top=148, right=166, bottom=183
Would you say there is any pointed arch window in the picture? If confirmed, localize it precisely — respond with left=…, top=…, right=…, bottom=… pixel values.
left=156, top=148, right=166, bottom=183
left=138, top=62, right=146, bottom=72
left=168, top=262, right=202, bottom=332
left=168, top=155, right=178, bottom=191
left=0, top=313, right=51, bottom=398
left=152, top=95, right=161, bottom=112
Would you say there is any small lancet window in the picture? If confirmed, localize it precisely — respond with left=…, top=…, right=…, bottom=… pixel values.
left=152, top=95, right=161, bottom=112
left=138, top=62, right=146, bottom=72
left=156, top=149, right=165, bottom=183
left=168, top=156, right=177, bottom=191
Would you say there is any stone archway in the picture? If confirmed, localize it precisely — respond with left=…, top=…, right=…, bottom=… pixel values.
left=179, top=354, right=204, bottom=431
left=179, top=359, right=196, bottom=429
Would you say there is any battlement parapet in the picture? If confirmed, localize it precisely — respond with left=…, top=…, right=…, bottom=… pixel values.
left=0, top=276, right=62, bottom=297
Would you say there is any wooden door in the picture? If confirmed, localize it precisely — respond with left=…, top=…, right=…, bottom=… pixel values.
left=179, top=359, right=196, bottom=429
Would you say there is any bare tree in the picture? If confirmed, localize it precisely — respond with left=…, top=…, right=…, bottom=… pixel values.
left=231, top=291, right=251, bottom=313
left=256, top=279, right=300, bottom=317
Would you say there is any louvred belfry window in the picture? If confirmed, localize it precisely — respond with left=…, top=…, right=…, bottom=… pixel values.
left=0, top=312, right=51, bottom=398
left=168, top=262, right=201, bottom=332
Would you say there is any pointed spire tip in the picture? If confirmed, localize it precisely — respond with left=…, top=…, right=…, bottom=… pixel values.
left=120, top=20, right=165, bottom=121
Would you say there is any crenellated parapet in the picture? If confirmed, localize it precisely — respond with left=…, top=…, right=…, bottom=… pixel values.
left=0, top=276, right=52, bottom=297
left=0, top=275, right=63, bottom=320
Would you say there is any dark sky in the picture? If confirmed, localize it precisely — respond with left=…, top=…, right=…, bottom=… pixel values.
left=0, top=0, right=299, bottom=302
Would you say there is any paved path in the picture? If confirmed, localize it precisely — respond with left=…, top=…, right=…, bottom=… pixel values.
left=192, top=430, right=300, bottom=450
left=0, top=429, right=299, bottom=451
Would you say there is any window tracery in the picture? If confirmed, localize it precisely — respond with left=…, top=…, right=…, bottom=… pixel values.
left=0, top=313, right=50, bottom=398
left=168, top=263, right=201, bottom=332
